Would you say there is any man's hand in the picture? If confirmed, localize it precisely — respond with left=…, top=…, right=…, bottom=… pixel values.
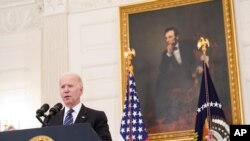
left=196, top=66, right=203, bottom=74
left=166, top=43, right=175, bottom=56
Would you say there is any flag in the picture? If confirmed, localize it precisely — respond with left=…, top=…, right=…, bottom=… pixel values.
left=194, top=62, right=230, bottom=141
left=119, top=72, right=150, bottom=141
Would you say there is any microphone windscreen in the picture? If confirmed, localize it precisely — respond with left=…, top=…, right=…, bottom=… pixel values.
left=54, top=103, right=63, bottom=110
left=36, top=103, right=50, bottom=117
left=49, top=103, right=63, bottom=115
left=41, top=103, right=50, bottom=111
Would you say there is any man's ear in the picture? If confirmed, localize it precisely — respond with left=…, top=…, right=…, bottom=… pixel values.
left=80, top=85, right=84, bottom=94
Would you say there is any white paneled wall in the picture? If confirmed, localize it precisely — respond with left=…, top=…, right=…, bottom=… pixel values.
left=0, top=30, right=41, bottom=130
left=41, top=14, right=69, bottom=106
left=234, top=0, right=250, bottom=123
left=68, top=7, right=121, bottom=140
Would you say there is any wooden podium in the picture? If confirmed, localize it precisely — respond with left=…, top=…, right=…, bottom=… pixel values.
left=0, top=123, right=101, bottom=141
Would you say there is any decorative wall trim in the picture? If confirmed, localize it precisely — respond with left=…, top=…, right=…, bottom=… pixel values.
left=0, top=0, right=146, bottom=34
left=41, top=14, right=68, bottom=105
left=68, top=0, right=145, bottom=13
left=0, top=4, right=42, bottom=34
left=0, top=0, right=35, bottom=9
left=42, top=0, right=67, bottom=16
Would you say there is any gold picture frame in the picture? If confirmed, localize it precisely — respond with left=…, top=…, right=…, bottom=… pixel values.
left=120, top=0, right=243, bottom=140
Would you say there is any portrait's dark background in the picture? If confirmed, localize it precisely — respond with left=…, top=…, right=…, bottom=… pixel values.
left=129, top=0, right=231, bottom=133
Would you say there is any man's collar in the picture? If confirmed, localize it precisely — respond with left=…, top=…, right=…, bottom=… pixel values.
left=175, top=42, right=179, bottom=49
left=65, top=102, right=82, bottom=113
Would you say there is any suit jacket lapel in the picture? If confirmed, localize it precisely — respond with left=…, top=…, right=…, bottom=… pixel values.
left=75, top=104, right=88, bottom=123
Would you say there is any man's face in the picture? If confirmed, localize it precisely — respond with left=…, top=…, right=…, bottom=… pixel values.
left=165, top=30, right=179, bottom=46
left=60, top=74, right=83, bottom=108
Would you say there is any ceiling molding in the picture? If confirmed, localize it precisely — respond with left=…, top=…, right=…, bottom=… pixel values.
left=68, top=0, right=145, bottom=13
left=0, top=0, right=36, bottom=9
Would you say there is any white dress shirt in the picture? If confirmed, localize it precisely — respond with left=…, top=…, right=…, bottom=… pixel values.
left=63, top=103, right=82, bottom=124
left=173, top=43, right=182, bottom=64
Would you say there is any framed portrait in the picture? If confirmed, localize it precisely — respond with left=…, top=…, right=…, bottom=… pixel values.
left=120, top=0, right=243, bottom=140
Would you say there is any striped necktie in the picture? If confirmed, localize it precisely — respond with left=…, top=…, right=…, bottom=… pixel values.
left=64, top=109, right=74, bottom=125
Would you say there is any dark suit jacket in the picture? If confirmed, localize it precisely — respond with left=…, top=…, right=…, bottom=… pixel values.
left=154, top=39, right=200, bottom=121
left=156, top=39, right=198, bottom=92
left=47, top=104, right=112, bottom=141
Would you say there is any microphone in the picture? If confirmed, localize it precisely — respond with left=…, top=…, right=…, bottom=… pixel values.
left=43, top=103, right=63, bottom=126
left=48, top=103, right=63, bottom=116
left=36, top=103, right=50, bottom=117
left=36, top=103, right=50, bottom=127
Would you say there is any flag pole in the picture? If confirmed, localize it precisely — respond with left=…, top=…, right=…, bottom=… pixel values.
left=195, top=37, right=230, bottom=141
left=197, top=37, right=213, bottom=140
left=124, top=47, right=136, bottom=141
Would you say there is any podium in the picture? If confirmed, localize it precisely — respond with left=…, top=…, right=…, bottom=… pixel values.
left=0, top=123, right=101, bottom=141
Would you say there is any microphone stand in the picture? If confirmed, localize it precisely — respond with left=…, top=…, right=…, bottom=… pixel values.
left=36, top=115, right=48, bottom=127
left=43, top=115, right=51, bottom=127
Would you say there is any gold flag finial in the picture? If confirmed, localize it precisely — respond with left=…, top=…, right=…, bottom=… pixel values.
left=197, top=37, right=210, bottom=55
left=124, top=47, right=136, bottom=74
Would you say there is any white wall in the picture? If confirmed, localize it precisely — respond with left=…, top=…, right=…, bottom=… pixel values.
left=68, top=7, right=121, bottom=139
left=0, top=30, right=42, bottom=130
left=0, top=1, right=42, bottom=130
left=234, top=0, right=250, bottom=123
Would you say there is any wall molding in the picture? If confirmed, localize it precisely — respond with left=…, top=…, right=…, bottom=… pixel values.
left=68, top=0, right=145, bottom=13
left=0, top=3, right=42, bottom=35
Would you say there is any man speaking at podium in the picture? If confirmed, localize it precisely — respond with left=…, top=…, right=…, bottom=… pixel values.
left=47, top=72, right=112, bottom=141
